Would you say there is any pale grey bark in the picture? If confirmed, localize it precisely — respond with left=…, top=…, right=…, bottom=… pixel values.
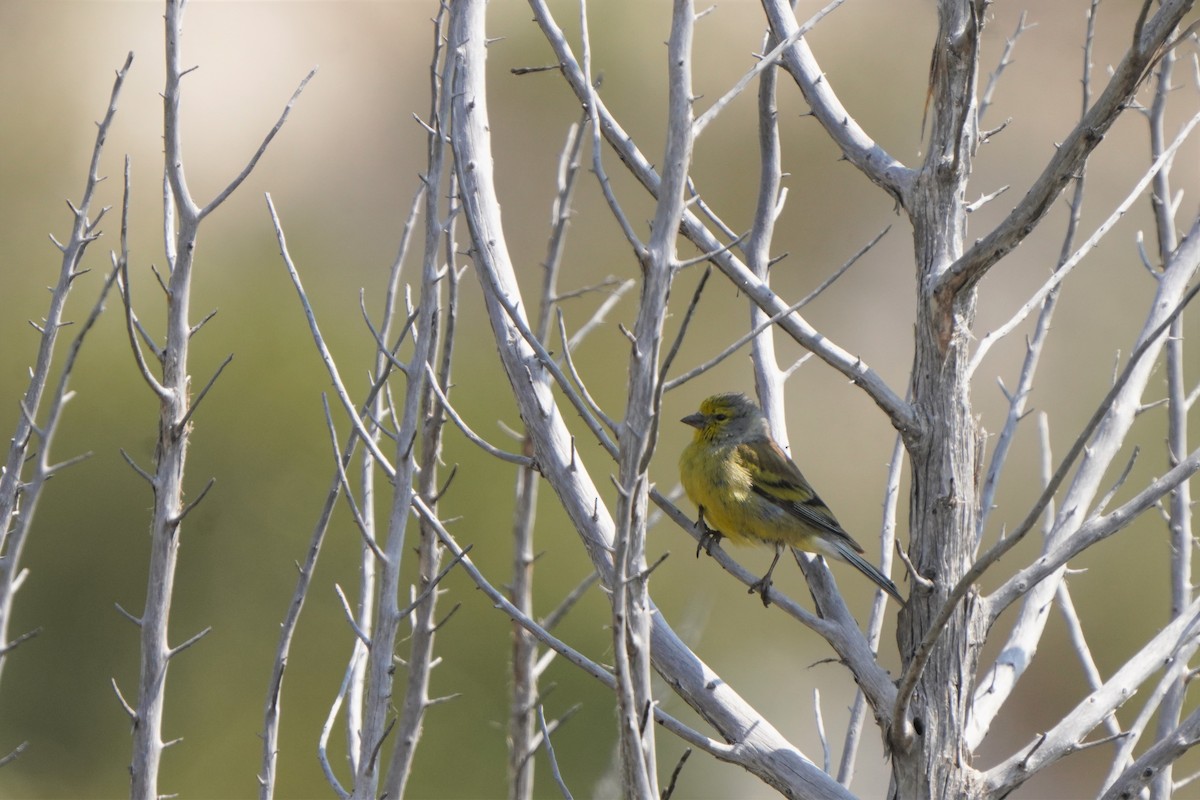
left=511, top=0, right=1198, bottom=797
left=121, top=4, right=312, bottom=797
left=11, top=0, right=1196, bottom=797
left=450, top=1, right=855, bottom=795
left=0, top=53, right=132, bottom=726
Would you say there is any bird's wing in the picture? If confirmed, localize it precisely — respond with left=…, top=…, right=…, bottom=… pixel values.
left=737, top=437, right=866, bottom=554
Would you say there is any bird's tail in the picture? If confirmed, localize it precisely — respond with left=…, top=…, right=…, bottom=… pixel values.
left=831, top=540, right=905, bottom=606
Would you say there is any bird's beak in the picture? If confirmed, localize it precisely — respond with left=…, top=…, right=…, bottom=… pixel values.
left=681, top=412, right=705, bottom=429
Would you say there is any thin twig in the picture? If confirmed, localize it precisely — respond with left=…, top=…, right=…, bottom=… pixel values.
left=969, top=109, right=1200, bottom=379
left=199, top=68, right=317, bottom=219
left=692, top=0, right=847, bottom=136
left=266, top=194, right=396, bottom=478
left=423, top=365, right=534, bottom=467
left=539, top=705, right=574, bottom=800
left=978, top=11, right=1035, bottom=124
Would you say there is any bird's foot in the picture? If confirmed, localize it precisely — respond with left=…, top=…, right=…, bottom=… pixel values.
left=748, top=576, right=773, bottom=608
left=695, top=526, right=723, bottom=559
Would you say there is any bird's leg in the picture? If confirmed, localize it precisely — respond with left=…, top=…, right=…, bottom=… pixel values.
left=694, top=506, right=723, bottom=558
left=749, top=543, right=783, bottom=607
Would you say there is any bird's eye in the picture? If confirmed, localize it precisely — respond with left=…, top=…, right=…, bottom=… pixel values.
left=713, top=413, right=727, bottom=421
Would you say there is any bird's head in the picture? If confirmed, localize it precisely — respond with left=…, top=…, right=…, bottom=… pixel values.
left=680, top=392, right=767, bottom=443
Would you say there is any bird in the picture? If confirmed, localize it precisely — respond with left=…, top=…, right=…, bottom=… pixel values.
left=678, top=392, right=904, bottom=607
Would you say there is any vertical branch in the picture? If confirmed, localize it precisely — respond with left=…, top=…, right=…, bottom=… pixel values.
left=344, top=187, right=426, bottom=777
left=460, top=1, right=852, bottom=795
left=608, top=0, right=695, bottom=794
left=507, top=118, right=585, bottom=800
left=260, top=192, right=412, bottom=797
left=130, top=3, right=308, bottom=796
left=128, top=4, right=203, bottom=794
left=746, top=26, right=787, bottom=436
left=0, top=51, right=132, bottom=699
left=975, top=0, right=1097, bottom=544
left=382, top=13, right=458, bottom=786
left=352, top=10, right=451, bottom=797
left=964, top=1, right=1099, bottom=751
left=838, top=432, right=905, bottom=786
left=1146, top=37, right=1190, bottom=800
left=893, top=0, right=986, bottom=795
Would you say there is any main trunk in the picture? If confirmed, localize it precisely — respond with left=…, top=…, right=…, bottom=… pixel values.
left=893, top=4, right=989, bottom=795
left=894, top=282, right=989, bottom=797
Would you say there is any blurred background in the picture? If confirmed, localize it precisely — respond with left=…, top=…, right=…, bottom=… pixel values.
left=0, top=0, right=1197, bottom=797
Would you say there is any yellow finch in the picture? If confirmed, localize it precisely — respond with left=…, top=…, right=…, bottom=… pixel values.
left=679, top=392, right=904, bottom=606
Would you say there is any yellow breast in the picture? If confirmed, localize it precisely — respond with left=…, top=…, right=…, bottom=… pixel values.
left=679, top=439, right=760, bottom=545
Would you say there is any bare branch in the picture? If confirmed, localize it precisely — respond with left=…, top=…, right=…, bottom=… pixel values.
left=411, top=495, right=738, bottom=765
left=111, top=679, right=138, bottom=723
left=692, top=0, right=847, bottom=137
left=759, top=0, right=914, bottom=203
left=175, top=353, right=233, bottom=434
left=0, top=741, right=29, bottom=769
left=936, top=0, right=1197, bottom=300
left=839, top=432, right=905, bottom=784
left=556, top=311, right=621, bottom=442
left=985, top=595, right=1200, bottom=795
left=199, top=68, right=317, bottom=219
left=990, top=443, right=1200, bottom=620
left=969, top=109, right=1200, bottom=377
left=564, top=279, right=635, bottom=351
left=424, top=366, right=534, bottom=467
left=538, top=705, right=574, bottom=800
left=813, top=689, right=831, bottom=775
left=323, top=397, right=387, bottom=564
left=167, top=626, right=212, bottom=660
left=527, top=0, right=920, bottom=442
left=897, top=281, right=1200, bottom=735
left=334, top=584, right=373, bottom=647
left=540, top=571, right=600, bottom=633
left=978, top=11, right=1035, bottom=124
left=0, top=627, right=41, bottom=658
left=1101, top=705, right=1200, bottom=800
left=577, top=1, right=642, bottom=255
left=265, top=193, right=396, bottom=479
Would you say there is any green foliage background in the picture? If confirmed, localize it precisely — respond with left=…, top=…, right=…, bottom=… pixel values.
left=0, top=1, right=1196, bottom=797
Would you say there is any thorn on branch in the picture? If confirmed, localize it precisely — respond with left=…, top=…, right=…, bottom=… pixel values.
left=0, top=741, right=29, bottom=770
left=0, top=626, right=42, bottom=657
left=150, top=264, right=169, bottom=296
left=433, top=602, right=461, bottom=633
left=430, top=464, right=458, bottom=504
left=399, top=545, right=472, bottom=622
left=635, top=551, right=670, bottom=582
left=334, top=584, right=373, bottom=647
left=170, top=477, right=216, bottom=527
left=510, top=64, right=564, bottom=76
left=189, top=308, right=219, bottom=338
left=175, top=353, right=234, bottom=434
left=114, top=602, right=143, bottom=627
left=119, top=449, right=156, bottom=488
left=111, top=678, right=138, bottom=723
left=895, top=542, right=933, bottom=590
left=966, top=185, right=1011, bottom=213
left=168, top=626, right=212, bottom=659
